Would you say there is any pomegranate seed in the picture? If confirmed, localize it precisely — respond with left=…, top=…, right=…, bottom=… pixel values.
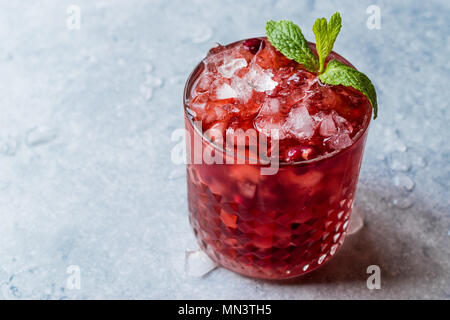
left=284, top=146, right=316, bottom=162
left=284, top=147, right=302, bottom=162
left=301, top=146, right=316, bottom=160
left=243, top=38, right=264, bottom=54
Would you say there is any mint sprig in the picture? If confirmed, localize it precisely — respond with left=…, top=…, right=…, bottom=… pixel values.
left=265, top=13, right=378, bottom=119
left=266, top=20, right=319, bottom=73
left=313, top=12, right=342, bottom=73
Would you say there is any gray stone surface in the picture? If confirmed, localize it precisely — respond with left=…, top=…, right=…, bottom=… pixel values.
left=0, top=0, right=449, bottom=299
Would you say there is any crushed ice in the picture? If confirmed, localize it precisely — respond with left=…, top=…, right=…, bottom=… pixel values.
left=215, top=83, right=238, bottom=100
left=218, top=58, right=247, bottom=78
left=230, top=76, right=253, bottom=102
left=284, top=105, right=315, bottom=140
left=319, top=113, right=337, bottom=137
left=185, top=249, right=217, bottom=277
left=244, top=64, right=277, bottom=92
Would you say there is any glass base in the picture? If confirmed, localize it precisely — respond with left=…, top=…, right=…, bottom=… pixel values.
left=185, top=207, right=365, bottom=278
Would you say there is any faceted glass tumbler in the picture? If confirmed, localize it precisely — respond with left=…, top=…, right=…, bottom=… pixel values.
left=183, top=47, right=371, bottom=280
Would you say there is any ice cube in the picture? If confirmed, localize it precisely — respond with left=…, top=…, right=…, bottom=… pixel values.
left=326, top=132, right=353, bottom=150
left=254, top=117, right=287, bottom=139
left=332, top=112, right=353, bottom=134
left=195, top=74, right=214, bottom=93
left=254, top=98, right=287, bottom=138
left=185, top=249, right=217, bottom=277
left=215, top=83, right=237, bottom=100
left=230, top=76, right=253, bottom=102
left=190, top=101, right=206, bottom=114
left=284, top=105, right=315, bottom=140
left=218, top=58, right=248, bottom=78
left=204, top=48, right=229, bottom=73
left=244, top=63, right=278, bottom=92
left=316, top=111, right=354, bottom=150
left=258, top=98, right=281, bottom=116
left=319, top=113, right=337, bottom=137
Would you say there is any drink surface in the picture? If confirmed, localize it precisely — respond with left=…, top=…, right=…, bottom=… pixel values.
left=186, top=38, right=371, bottom=162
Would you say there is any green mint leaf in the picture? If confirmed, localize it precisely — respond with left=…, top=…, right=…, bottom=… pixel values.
left=319, top=59, right=378, bottom=119
left=313, top=12, right=342, bottom=73
left=266, top=20, right=319, bottom=72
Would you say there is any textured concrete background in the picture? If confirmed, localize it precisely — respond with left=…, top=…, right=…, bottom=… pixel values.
left=0, top=0, right=448, bottom=299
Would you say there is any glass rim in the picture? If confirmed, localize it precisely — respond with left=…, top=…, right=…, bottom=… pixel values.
left=183, top=37, right=372, bottom=167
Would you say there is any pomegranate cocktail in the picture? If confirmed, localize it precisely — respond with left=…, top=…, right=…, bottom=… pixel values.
left=183, top=13, right=377, bottom=279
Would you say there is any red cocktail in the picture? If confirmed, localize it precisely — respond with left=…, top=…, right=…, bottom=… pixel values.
left=184, top=37, right=372, bottom=279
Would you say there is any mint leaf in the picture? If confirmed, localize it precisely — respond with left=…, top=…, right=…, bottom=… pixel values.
left=319, top=59, right=378, bottom=119
left=265, top=16, right=379, bottom=119
left=313, top=12, right=342, bottom=73
left=266, top=20, right=319, bottom=72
